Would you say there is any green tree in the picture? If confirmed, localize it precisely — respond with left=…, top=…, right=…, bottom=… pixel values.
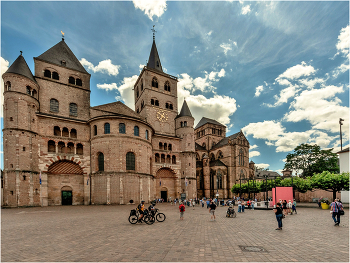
left=284, top=144, right=339, bottom=177
left=281, top=176, right=312, bottom=193
left=311, top=171, right=350, bottom=200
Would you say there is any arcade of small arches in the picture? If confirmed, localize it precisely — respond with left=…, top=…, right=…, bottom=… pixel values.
left=197, top=128, right=223, bottom=138
left=158, top=142, right=172, bottom=151
left=96, top=151, right=136, bottom=172
left=196, top=151, right=224, bottom=161
left=92, top=123, right=149, bottom=140
left=53, top=126, right=77, bottom=138
left=151, top=77, right=171, bottom=92
left=154, top=153, right=176, bottom=164
left=47, top=140, right=84, bottom=155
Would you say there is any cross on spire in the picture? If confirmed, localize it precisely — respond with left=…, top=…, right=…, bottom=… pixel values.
left=151, top=25, right=156, bottom=41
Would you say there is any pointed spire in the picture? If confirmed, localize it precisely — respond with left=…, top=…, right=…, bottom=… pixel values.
left=5, top=53, right=36, bottom=83
left=176, top=100, right=193, bottom=119
left=147, top=26, right=163, bottom=72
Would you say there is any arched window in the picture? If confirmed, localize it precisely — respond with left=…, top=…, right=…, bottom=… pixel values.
left=50, top=99, right=59, bottom=113
left=168, top=144, right=172, bottom=151
left=180, top=122, right=183, bottom=127
left=166, top=103, right=169, bottom=109
left=5, top=81, right=11, bottom=91
left=44, top=70, right=51, bottom=78
left=184, top=121, right=187, bottom=127
left=136, top=88, right=139, bottom=98
left=104, top=123, right=110, bottom=134
left=155, top=100, right=159, bottom=106
left=70, top=129, right=77, bottom=138
left=26, top=86, right=31, bottom=95
left=155, top=153, right=160, bottom=163
left=159, top=142, right=163, bottom=149
left=58, top=141, right=65, bottom=153
left=202, top=142, right=206, bottom=148
left=164, top=81, right=170, bottom=92
left=152, top=77, right=158, bottom=88
left=217, top=170, right=223, bottom=189
left=67, top=142, right=74, bottom=154
left=134, top=126, right=139, bottom=136
left=126, top=152, right=135, bottom=170
left=76, top=143, right=83, bottom=155
left=119, top=123, right=125, bottom=134
left=69, top=103, right=78, bottom=117
left=166, top=155, right=171, bottom=163
left=141, top=81, right=143, bottom=91
left=69, top=77, right=75, bottom=85
left=52, top=72, right=59, bottom=80
left=169, top=104, right=173, bottom=110
left=98, top=152, right=104, bottom=171
left=48, top=140, right=55, bottom=153
left=164, top=143, right=167, bottom=150
left=210, top=153, right=215, bottom=161
left=93, top=125, right=97, bottom=136
left=32, top=89, right=37, bottom=98
left=62, top=127, right=69, bottom=137
left=217, top=151, right=223, bottom=159
left=161, top=154, right=165, bottom=163
left=239, top=148, right=244, bottom=166
left=141, top=100, right=144, bottom=109
left=151, top=99, right=155, bottom=105
left=76, top=78, right=82, bottom=86
left=145, top=130, right=149, bottom=140
left=172, top=155, right=176, bottom=164
left=54, top=126, right=61, bottom=136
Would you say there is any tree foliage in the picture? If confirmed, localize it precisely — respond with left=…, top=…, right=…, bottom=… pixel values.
left=284, top=143, right=339, bottom=177
left=311, top=171, right=349, bottom=200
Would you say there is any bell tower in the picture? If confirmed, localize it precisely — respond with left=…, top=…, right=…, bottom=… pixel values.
left=133, top=28, right=178, bottom=136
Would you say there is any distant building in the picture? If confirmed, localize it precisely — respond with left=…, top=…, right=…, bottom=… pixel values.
left=337, top=147, right=349, bottom=173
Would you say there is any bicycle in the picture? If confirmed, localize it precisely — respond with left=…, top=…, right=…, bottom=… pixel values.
left=149, top=208, right=166, bottom=222
left=128, top=208, right=154, bottom=225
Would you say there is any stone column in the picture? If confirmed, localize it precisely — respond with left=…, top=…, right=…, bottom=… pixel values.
left=106, top=175, right=110, bottom=205
left=41, top=172, right=48, bottom=206
left=203, top=156, right=210, bottom=198
left=119, top=176, right=124, bottom=205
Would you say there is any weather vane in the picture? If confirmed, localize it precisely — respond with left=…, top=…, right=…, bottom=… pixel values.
left=151, top=25, right=156, bottom=41
left=61, top=31, right=65, bottom=40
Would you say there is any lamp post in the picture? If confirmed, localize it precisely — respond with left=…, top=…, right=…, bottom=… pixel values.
left=339, top=118, right=344, bottom=150
left=263, top=174, right=268, bottom=208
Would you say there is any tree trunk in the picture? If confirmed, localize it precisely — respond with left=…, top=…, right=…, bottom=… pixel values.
left=333, top=190, right=337, bottom=201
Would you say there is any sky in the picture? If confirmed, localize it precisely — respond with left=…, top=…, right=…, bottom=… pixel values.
left=1, top=1, right=349, bottom=174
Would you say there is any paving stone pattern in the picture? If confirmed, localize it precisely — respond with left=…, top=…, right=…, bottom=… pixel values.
left=1, top=204, right=349, bottom=262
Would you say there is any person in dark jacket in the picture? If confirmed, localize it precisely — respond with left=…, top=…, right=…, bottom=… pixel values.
left=274, top=202, right=283, bottom=230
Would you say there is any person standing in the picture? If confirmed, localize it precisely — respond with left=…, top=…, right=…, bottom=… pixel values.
left=192, top=199, right=196, bottom=209
left=237, top=199, right=242, bottom=213
left=251, top=199, right=255, bottom=210
left=241, top=200, right=245, bottom=212
left=274, top=202, right=283, bottom=230
left=209, top=200, right=217, bottom=221
left=282, top=200, right=288, bottom=216
left=292, top=199, right=297, bottom=214
left=179, top=202, right=186, bottom=220
left=330, top=198, right=343, bottom=226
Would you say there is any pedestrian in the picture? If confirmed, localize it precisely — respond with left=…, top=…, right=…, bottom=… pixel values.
left=292, top=199, right=297, bottom=214
left=287, top=200, right=292, bottom=214
left=179, top=202, right=185, bottom=220
left=330, top=198, right=343, bottom=226
left=318, top=196, right=323, bottom=208
left=241, top=200, right=245, bottom=212
left=201, top=199, right=205, bottom=208
left=274, top=202, right=283, bottom=230
left=192, top=199, right=196, bottom=209
left=282, top=200, right=288, bottom=216
left=206, top=199, right=210, bottom=209
left=251, top=199, right=255, bottom=210
left=237, top=199, right=242, bottom=213
left=209, top=200, right=217, bottom=221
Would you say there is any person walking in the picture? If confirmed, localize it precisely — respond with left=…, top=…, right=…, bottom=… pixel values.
left=201, top=199, right=205, bottom=208
left=330, top=198, right=343, bottom=226
left=192, top=199, right=196, bottom=209
left=237, top=199, right=242, bottom=213
left=251, top=199, right=255, bottom=210
left=287, top=200, right=293, bottom=215
left=206, top=199, right=210, bottom=209
left=274, top=202, right=283, bottom=230
left=282, top=200, right=288, bottom=216
left=179, top=202, right=186, bottom=220
left=209, top=200, right=217, bottom=221
left=292, top=199, right=297, bottom=214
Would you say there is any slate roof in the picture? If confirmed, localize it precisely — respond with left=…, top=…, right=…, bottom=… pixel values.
left=147, top=40, right=163, bottom=72
left=210, top=159, right=227, bottom=167
left=195, top=142, right=206, bottom=151
left=175, top=100, right=193, bottom=119
left=35, top=40, right=89, bottom=74
left=211, top=132, right=240, bottom=150
left=254, top=170, right=281, bottom=179
left=194, top=117, right=226, bottom=130
left=5, top=54, right=36, bottom=83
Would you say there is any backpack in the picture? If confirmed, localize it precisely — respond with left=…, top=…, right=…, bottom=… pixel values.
left=180, top=205, right=185, bottom=212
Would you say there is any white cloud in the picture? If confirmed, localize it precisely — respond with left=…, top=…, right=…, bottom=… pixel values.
left=241, top=5, right=251, bottom=15
left=336, top=25, right=349, bottom=56
left=267, top=84, right=300, bottom=107
left=133, top=0, right=167, bottom=21
left=220, top=39, right=237, bottom=55
left=178, top=69, right=225, bottom=93
left=298, top=77, right=325, bottom=89
left=80, top=58, right=120, bottom=76
left=332, top=63, right=349, bottom=78
left=250, top=144, right=258, bottom=150
left=249, top=151, right=260, bottom=158
left=242, top=121, right=285, bottom=142
left=1, top=57, right=9, bottom=117
left=206, top=31, right=213, bottom=36
left=276, top=61, right=316, bottom=81
left=255, top=163, right=270, bottom=169
left=97, top=75, right=138, bottom=109
left=255, top=85, right=264, bottom=97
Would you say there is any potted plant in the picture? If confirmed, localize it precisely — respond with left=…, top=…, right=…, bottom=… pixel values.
left=320, top=198, right=330, bottom=209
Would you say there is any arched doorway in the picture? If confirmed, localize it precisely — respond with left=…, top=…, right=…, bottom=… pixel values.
left=61, top=186, right=73, bottom=205
left=156, top=168, right=176, bottom=201
left=160, top=187, right=168, bottom=201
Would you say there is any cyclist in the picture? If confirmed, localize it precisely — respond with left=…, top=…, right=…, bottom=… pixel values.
left=137, top=200, right=145, bottom=221
left=148, top=201, right=156, bottom=217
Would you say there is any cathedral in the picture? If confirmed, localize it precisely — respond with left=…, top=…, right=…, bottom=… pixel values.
left=2, top=35, right=252, bottom=207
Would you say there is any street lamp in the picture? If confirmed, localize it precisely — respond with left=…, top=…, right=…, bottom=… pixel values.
left=340, top=118, right=344, bottom=150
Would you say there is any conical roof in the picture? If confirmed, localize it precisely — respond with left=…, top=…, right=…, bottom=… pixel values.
left=147, top=40, right=163, bottom=72
left=5, top=54, right=36, bottom=83
left=176, top=100, right=193, bottom=119
left=35, top=40, right=88, bottom=74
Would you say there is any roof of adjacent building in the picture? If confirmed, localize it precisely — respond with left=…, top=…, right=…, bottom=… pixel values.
left=211, top=131, right=241, bottom=150
left=5, top=54, right=36, bottom=83
left=195, top=117, right=226, bottom=130
left=147, top=40, right=163, bottom=72
left=195, top=142, right=206, bottom=151
left=337, top=147, right=349, bottom=154
left=35, top=39, right=89, bottom=74
left=176, top=100, right=193, bottom=119
left=210, top=159, right=227, bottom=167
left=254, top=170, right=281, bottom=179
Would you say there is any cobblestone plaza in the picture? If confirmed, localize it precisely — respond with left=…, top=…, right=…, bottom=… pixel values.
left=1, top=204, right=349, bottom=262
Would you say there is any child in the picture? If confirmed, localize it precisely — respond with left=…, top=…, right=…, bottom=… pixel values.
left=179, top=202, right=185, bottom=220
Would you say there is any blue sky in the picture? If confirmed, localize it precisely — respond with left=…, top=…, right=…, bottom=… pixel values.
left=1, top=1, right=349, bottom=173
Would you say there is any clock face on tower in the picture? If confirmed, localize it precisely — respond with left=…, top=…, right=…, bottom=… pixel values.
left=156, top=109, right=168, bottom=122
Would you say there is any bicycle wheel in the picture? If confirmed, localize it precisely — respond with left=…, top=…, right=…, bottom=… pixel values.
left=128, top=215, right=138, bottom=224
left=144, top=215, right=154, bottom=225
left=156, top=213, right=166, bottom=222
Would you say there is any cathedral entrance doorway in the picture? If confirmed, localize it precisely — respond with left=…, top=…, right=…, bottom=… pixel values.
left=161, top=190, right=167, bottom=201
left=61, top=187, right=73, bottom=205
